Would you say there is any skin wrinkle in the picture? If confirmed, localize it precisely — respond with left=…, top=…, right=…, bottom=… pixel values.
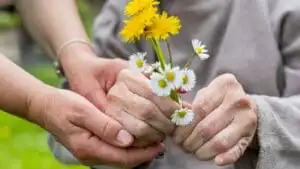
left=107, top=82, right=164, bottom=145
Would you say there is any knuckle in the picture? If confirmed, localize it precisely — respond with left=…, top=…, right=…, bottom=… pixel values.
left=195, top=123, right=212, bottom=141
left=144, top=89, right=156, bottom=101
left=139, top=102, right=155, bottom=120
left=220, top=73, right=240, bottom=89
left=214, top=138, right=230, bottom=152
left=193, top=88, right=216, bottom=118
left=193, top=98, right=211, bottom=118
left=118, top=69, right=130, bottom=81
left=113, top=58, right=127, bottom=66
left=134, top=121, right=151, bottom=138
left=235, top=96, right=252, bottom=108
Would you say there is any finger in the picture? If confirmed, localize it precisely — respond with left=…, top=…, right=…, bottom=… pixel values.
left=68, top=132, right=164, bottom=167
left=118, top=69, right=179, bottom=117
left=173, top=77, right=229, bottom=144
left=106, top=102, right=164, bottom=147
left=214, top=137, right=252, bottom=166
left=71, top=102, right=134, bottom=147
left=194, top=116, right=252, bottom=160
left=182, top=103, right=234, bottom=153
left=68, top=71, right=108, bottom=112
left=173, top=87, right=222, bottom=144
left=84, top=88, right=108, bottom=112
left=108, top=81, right=175, bottom=135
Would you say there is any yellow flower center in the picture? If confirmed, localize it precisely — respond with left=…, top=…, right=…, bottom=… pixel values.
left=182, top=75, right=189, bottom=84
left=195, top=47, right=203, bottom=54
left=166, top=72, right=175, bottom=82
left=158, top=79, right=167, bottom=88
left=136, top=58, right=144, bottom=68
left=177, top=111, right=187, bottom=118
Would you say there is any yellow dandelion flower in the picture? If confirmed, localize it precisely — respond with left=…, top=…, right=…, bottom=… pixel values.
left=146, top=12, right=181, bottom=40
left=125, top=0, right=160, bottom=16
left=121, top=6, right=158, bottom=42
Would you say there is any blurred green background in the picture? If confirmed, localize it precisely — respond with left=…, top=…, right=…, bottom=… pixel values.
left=0, top=0, right=101, bottom=168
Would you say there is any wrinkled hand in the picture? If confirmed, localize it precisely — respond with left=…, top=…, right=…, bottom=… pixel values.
left=28, top=87, right=164, bottom=168
left=106, top=69, right=179, bottom=147
left=59, top=44, right=127, bottom=112
left=173, top=74, right=258, bottom=165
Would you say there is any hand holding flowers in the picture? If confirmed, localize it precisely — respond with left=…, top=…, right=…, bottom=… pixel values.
left=121, top=0, right=210, bottom=126
left=173, top=74, right=258, bottom=165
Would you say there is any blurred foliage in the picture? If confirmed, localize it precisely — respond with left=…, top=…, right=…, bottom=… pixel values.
left=0, top=0, right=93, bottom=36
left=0, top=11, right=21, bottom=29
left=77, top=0, right=93, bottom=37
left=25, top=64, right=62, bottom=87
left=0, top=65, right=87, bottom=169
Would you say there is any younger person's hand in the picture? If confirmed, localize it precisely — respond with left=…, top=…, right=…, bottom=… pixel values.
left=28, top=88, right=164, bottom=168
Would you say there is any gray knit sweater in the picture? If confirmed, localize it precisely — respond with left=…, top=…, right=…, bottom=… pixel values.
left=49, top=0, right=300, bottom=168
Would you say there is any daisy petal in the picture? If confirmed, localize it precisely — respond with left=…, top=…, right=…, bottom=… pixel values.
left=171, top=108, right=194, bottom=126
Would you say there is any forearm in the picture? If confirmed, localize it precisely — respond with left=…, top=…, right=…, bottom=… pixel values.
left=15, top=0, right=89, bottom=59
left=0, top=54, right=51, bottom=122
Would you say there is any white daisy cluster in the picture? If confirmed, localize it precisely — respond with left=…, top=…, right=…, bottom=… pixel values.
left=150, top=65, right=196, bottom=96
left=128, top=39, right=209, bottom=126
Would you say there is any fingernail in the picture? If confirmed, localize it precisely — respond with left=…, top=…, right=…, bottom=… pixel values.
left=116, top=130, right=133, bottom=145
left=155, top=152, right=165, bottom=159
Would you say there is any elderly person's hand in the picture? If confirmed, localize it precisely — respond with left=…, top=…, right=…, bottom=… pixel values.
left=173, top=74, right=258, bottom=166
left=106, top=69, right=180, bottom=147
left=28, top=88, right=164, bottom=168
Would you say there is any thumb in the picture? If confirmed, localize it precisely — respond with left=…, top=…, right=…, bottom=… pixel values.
left=85, top=88, right=108, bottom=112
left=78, top=105, right=134, bottom=147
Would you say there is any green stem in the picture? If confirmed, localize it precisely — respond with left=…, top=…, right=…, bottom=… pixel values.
left=151, top=38, right=166, bottom=70
left=170, top=90, right=180, bottom=103
left=166, top=41, right=173, bottom=68
left=184, top=53, right=197, bottom=69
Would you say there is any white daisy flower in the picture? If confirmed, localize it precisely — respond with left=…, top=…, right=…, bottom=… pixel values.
left=151, top=62, right=161, bottom=70
left=129, top=52, right=147, bottom=73
left=142, top=65, right=154, bottom=79
left=162, top=65, right=182, bottom=89
left=171, top=108, right=194, bottom=126
left=191, top=39, right=210, bottom=60
left=180, top=69, right=196, bottom=91
left=150, top=72, right=172, bottom=96
left=143, top=65, right=154, bottom=74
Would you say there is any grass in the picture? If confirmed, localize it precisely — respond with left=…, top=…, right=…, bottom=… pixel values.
left=0, top=64, right=87, bottom=169
left=0, top=11, right=21, bottom=29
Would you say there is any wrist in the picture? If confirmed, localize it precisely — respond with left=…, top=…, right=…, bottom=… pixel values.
left=58, top=42, right=97, bottom=78
left=26, top=84, right=57, bottom=128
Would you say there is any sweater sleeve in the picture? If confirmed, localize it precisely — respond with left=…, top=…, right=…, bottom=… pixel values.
left=249, top=4, right=300, bottom=169
left=251, top=95, right=300, bottom=169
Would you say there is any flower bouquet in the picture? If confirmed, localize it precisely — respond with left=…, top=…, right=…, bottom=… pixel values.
left=120, top=0, right=210, bottom=126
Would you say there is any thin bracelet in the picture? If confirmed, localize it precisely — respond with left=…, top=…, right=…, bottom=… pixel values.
left=56, top=39, right=92, bottom=59
left=54, top=39, right=92, bottom=77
